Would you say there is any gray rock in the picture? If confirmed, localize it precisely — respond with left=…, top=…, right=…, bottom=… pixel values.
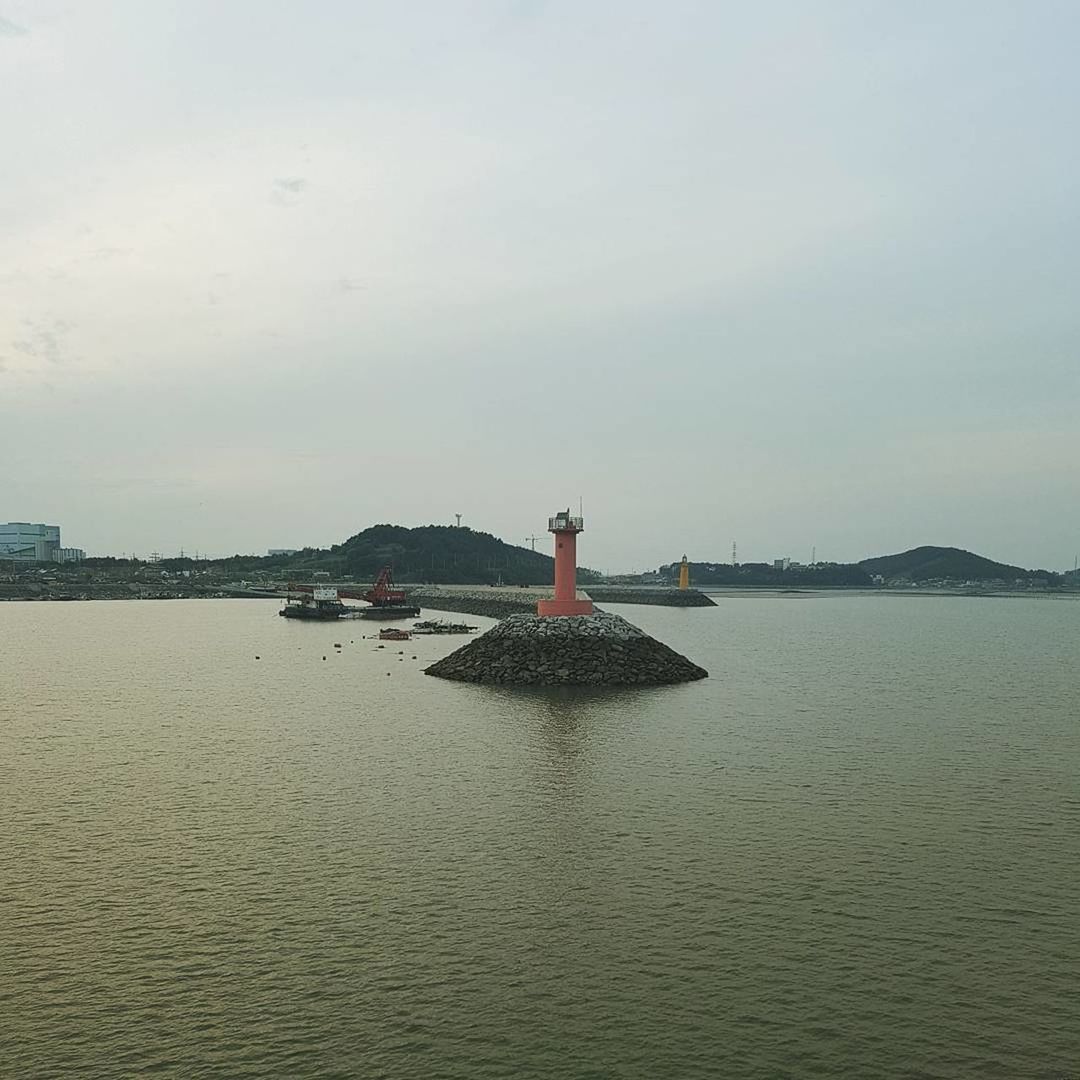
left=425, top=612, right=708, bottom=686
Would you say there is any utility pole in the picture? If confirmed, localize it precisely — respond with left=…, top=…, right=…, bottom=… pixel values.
left=732, top=540, right=737, bottom=567
left=455, top=514, right=462, bottom=527
left=525, top=535, right=542, bottom=551
left=812, top=545, right=816, bottom=566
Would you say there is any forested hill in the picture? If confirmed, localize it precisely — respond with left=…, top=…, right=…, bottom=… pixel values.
left=857, top=546, right=1052, bottom=583
left=333, top=524, right=595, bottom=585
left=663, top=545, right=1059, bottom=588
left=181, top=524, right=598, bottom=586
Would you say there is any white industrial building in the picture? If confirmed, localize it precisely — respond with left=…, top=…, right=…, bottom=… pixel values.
left=0, top=523, right=84, bottom=563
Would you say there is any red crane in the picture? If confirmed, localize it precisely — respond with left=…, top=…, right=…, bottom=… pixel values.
left=362, top=565, right=408, bottom=607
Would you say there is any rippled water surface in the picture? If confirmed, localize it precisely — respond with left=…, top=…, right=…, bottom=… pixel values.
left=2, top=596, right=1078, bottom=1079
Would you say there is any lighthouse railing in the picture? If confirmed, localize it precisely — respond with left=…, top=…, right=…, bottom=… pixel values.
left=548, top=516, right=584, bottom=531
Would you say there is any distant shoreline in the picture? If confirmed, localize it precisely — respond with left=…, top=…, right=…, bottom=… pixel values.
left=699, top=587, right=1079, bottom=600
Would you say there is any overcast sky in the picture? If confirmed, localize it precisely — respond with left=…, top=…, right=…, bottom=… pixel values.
left=2, top=1, right=1078, bottom=571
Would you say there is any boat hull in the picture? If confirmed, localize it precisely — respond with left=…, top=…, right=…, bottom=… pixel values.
left=279, top=605, right=347, bottom=620
left=359, top=606, right=421, bottom=619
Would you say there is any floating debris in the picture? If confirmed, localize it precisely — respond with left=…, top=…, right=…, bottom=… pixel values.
left=411, top=620, right=478, bottom=635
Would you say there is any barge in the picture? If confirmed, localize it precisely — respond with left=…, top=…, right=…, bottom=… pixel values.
left=278, top=568, right=420, bottom=620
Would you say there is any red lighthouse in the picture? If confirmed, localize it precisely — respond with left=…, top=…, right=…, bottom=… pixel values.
left=537, top=509, right=594, bottom=616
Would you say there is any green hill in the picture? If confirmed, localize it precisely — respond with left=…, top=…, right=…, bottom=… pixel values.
left=857, top=546, right=1047, bottom=583
left=660, top=545, right=1063, bottom=588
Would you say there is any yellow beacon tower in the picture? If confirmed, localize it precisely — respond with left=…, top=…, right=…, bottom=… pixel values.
left=678, top=554, right=690, bottom=590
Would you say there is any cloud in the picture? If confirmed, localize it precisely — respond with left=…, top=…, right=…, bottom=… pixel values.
left=271, top=176, right=307, bottom=206
left=90, top=245, right=133, bottom=261
left=10, top=316, right=73, bottom=367
left=0, top=15, right=28, bottom=36
left=1, top=2, right=1077, bottom=567
left=274, top=177, right=306, bottom=194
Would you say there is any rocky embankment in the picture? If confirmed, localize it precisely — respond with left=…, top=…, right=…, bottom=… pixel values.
left=0, top=582, right=218, bottom=601
left=585, top=587, right=716, bottom=607
left=425, top=611, right=708, bottom=685
left=409, top=585, right=716, bottom=618
left=409, top=587, right=545, bottom=619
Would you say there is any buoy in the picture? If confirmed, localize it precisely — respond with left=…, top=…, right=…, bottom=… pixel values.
left=322, top=655, right=326, bottom=660
left=255, top=656, right=260, bottom=660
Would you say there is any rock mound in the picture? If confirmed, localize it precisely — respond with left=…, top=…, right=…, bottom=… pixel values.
left=424, top=611, right=708, bottom=685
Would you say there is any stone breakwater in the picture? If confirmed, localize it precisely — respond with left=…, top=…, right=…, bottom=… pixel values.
left=409, top=588, right=539, bottom=620
left=585, top=587, right=716, bottom=607
left=409, top=585, right=716, bottom=618
left=425, top=611, right=708, bottom=685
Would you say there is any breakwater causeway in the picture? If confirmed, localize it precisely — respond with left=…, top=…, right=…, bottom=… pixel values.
left=585, top=586, right=716, bottom=607
left=410, top=585, right=715, bottom=620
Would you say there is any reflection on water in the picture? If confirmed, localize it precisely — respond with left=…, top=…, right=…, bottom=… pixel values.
left=494, top=686, right=631, bottom=793
left=2, top=597, right=1078, bottom=1080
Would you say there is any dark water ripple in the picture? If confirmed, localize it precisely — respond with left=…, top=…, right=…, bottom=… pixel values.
left=1, top=597, right=1078, bottom=1078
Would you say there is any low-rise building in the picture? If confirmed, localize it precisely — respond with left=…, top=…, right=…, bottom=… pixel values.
left=1, top=522, right=61, bottom=562
left=1, top=523, right=86, bottom=563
